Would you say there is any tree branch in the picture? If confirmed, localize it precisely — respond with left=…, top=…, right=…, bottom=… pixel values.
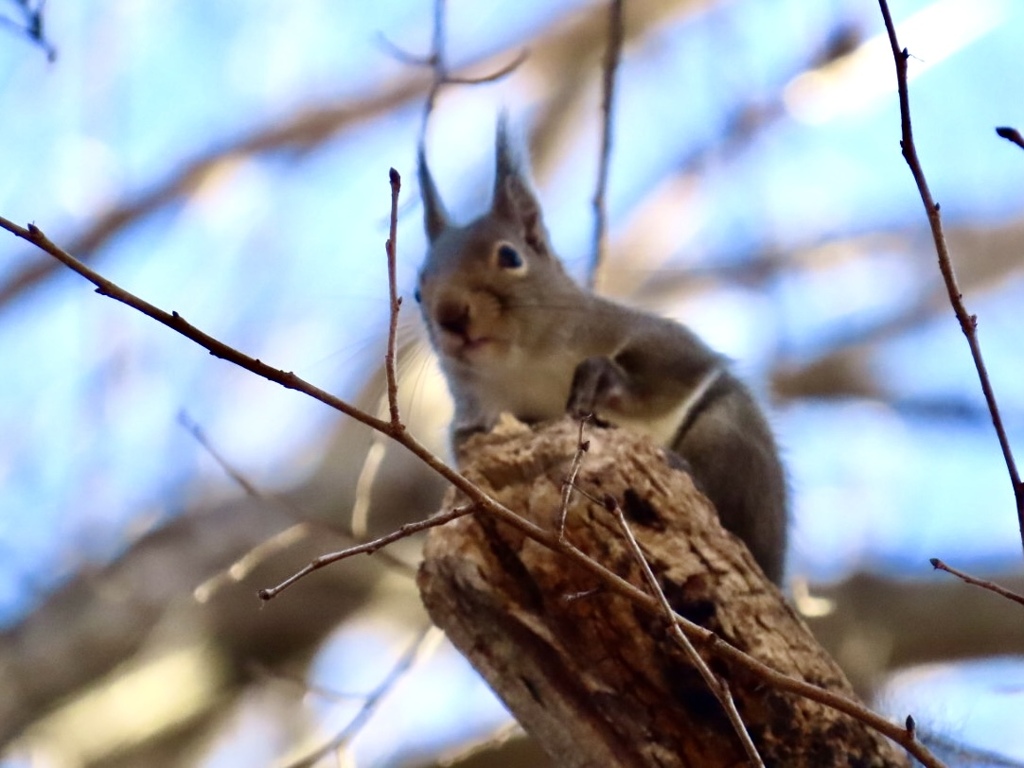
left=930, top=558, right=1024, bottom=609
left=877, top=0, right=1024, bottom=556
left=607, top=494, right=763, bottom=766
left=384, top=168, right=404, bottom=429
left=588, top=0, right=624, bottom=291
left=258, top=505, right=474, bottom=601
left=281, top=624, right=440, bottom=768
left=419, top=419, right=930, bottom=766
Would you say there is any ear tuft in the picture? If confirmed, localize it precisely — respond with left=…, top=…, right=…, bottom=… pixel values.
left=492, top=116, right=552, bottom=258
left=419, top=142, right=449, bottom=242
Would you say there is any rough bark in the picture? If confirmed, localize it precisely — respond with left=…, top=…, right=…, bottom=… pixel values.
left=418, top=417, right=909, bottom=768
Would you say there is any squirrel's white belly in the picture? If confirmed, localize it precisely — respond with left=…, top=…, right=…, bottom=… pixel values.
left=468, top=349, right=721, bottom=449
left=611, top=407, right=689, bottom=448
left=472, top=347, right=576, bottom=422
left=611, top=366, right=723, bottom=447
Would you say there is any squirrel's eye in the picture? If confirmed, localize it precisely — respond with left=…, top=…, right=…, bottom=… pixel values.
left=413, top=287, right=422, bottom=304
left=496, top=243, right=524, bottom=270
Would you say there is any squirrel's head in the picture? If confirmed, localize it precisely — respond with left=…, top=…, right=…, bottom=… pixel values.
left=415, top=120, right=577, bottom=368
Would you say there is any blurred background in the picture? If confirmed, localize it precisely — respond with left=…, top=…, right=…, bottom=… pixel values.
left=1, top=0, right=1023, bottom=765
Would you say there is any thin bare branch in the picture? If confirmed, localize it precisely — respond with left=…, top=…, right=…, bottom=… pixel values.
left=258, top=505, right=474, bottom=601
left=607, top=496, right=764, bottom=767
left=423, top=0, right=449, bottom=123
left=415, top=0, right=527, bottom=150
left=379, top=23, right=527, bottom=89
left=179, top=411, right=275, bottom=500
left=0, top=215, right=395, bottom=436
left=877, top=0, right=1024, bottom=556
left=557, top=418, right=590, bottom=539
left=930, top=558, right=1024, bottom=608
left=588, top=0, right=624, bottom=292
left=444, top=49, right=529, bottom=86
left=384, top=168, right=404, bottom=429
left=350, top=431, right=388, bottom=538
left=704, top=628, right=944, bottom=768
left=375, top=32, right=433, bottom=68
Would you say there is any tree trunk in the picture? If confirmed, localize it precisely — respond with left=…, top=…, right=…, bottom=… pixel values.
left=417, top=417, right=909, bottom=767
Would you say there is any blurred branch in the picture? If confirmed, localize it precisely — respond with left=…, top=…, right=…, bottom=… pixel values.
left=409, top=0, right=527, bottom=156
left=0, top=491, right=386, bottom=752
left=588, top=0, right=624, bottom=291
left=178, top=411, right=417, bottom=602
left=757, top=220, right=1024, bottom=403
left=0, top=78, right=425, bottom=314
left=526, top=1, right=710, bottom=175
left=596, top=18, right=872, bottom=297
left=282, top=625, right=440, bottom=768
left=0, top=1, right=785, bottom=317
left=0, top=0, right=55, bottom=61
left=804, top=572, right=1024, bottom=696
left=422, top=725, right=545, bottom=768
left=878, top=0, right=1024, bottom=554
left=0, top=1, right=534, bottom=317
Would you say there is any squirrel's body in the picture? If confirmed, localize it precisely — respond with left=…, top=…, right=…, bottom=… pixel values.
left=416, top=122, right=788, bottom=583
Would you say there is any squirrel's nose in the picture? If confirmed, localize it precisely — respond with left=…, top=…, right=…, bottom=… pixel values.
left=436, top=298, right=470, bottom=336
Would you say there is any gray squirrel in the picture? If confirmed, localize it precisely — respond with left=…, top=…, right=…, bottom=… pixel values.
left=414, top=121, right=788, bottom=584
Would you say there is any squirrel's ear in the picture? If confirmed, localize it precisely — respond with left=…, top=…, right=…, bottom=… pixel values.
left=492, top=118, right=552, bottom=258
left=419, top=144, right=449, bottom=242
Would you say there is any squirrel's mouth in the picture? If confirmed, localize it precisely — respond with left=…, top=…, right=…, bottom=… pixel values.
left=441, top=333, right=497, bottom=359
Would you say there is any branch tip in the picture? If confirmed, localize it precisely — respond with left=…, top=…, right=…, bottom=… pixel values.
left=995, top=126, right=1024, bottom=149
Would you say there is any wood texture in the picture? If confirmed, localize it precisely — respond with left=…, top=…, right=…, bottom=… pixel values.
left=418, top=417, right=909, bottom=767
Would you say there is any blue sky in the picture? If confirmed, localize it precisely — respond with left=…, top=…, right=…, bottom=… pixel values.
left=2, top=0, right=1024, bottom=764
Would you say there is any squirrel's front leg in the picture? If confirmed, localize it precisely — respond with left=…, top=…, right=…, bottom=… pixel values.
left=567, top=356, right=631, bottom=418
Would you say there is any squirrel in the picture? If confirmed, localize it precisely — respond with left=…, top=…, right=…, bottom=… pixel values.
left=414, top=120, right=788, bottom=584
